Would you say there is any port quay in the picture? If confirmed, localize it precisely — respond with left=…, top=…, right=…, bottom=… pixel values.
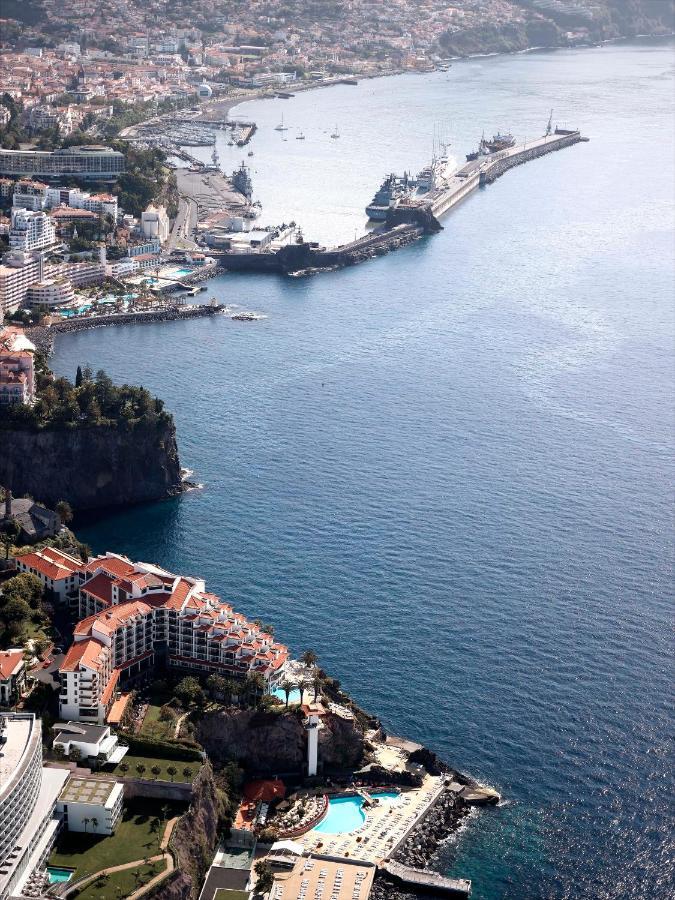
left=212, top=127, right=588, bottom=276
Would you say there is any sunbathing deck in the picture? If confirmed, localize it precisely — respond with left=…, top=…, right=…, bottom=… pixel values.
left=295, top=776, right=444, bottom=864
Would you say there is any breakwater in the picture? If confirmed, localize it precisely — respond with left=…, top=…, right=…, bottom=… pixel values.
left=211, top=129, right=586, bottom=276
left=28, top=304, right=225, bottom=354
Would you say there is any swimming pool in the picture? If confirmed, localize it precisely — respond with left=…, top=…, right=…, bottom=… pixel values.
left=46, top=867, right=74, bottom=884
left=313, top=792, right=399, bottom=834
left=271, top=686, right=302, bottom=705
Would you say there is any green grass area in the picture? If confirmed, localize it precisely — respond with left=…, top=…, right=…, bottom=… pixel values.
left=49, top=800, right=184, bottom=880
left=109, top=753, right=196, bottom=782
left=213, top=891, right=251, bottom=900
left=72, top=860, right=165, bottom=900
left=139, top=703, right=175, bottom=741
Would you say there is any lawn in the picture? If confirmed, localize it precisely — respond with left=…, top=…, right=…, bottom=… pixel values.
left=73, top=860, right=166, bottom=900
left=214, top=892, right=251, bottom=900
left=49, top=799, right=185, bottom=880
left=109, top=753, right=197, bottom=782
left=139, top=703, right=176, bottom=741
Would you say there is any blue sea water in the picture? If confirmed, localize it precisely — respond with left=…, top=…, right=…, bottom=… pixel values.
left=51, top=42, right=674, bottom=899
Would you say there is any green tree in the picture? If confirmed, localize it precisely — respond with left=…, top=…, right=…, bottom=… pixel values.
left=136, top=763, right=147, bottom=778
left=1, top=518, right=20, bottom=559
left=166, top=765, right=177, bottom=782
left=280, top=678, right=296, bottom=709
left=55, top=500, right=73, bottom=525
left=175, top=676, right=203, bottom=707
left=245, top=671, right=266, bottom=707
left=151, top=765, right=161, bottom=780
left=300, top=649, right=318, bottom=669
left=75, top=365, right=83, bottom=387
left=119, top=762, right=129, bottom=776
left=254, top=859, right=274, bottom=894
left=206, top=673, right=226, bottom=699
left=299, top=678, right=312, bottom=704
left=182, top=766, right=193, bottom=781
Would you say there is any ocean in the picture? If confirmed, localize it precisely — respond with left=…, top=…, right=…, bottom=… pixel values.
left=51, top=40, right=674, bottom=899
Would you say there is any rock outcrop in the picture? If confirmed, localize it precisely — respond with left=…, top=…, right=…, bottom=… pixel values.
left=197, top=707, right=365, bottom=775
left=156, top=763, right=229, bottom=900
left=0, top=418, right=183, bottom=511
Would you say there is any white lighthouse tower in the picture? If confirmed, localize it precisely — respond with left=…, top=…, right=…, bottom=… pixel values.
left=303, top=700, right=326, bottom=777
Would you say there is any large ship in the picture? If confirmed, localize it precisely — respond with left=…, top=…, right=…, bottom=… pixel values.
left=466, top=132, right=516, bottom=161
left=365, top=172, right=415, bottom=221
left=232, top=162, right=253, bottom=200
left=415, top=148, right=454, bottom=194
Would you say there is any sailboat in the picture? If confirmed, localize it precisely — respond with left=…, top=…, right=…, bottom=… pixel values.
left=296, top=131, right=305, bottom=140
left=275, top=113, right=288, bottom=132
left=330, top=124, right=340, bottom=139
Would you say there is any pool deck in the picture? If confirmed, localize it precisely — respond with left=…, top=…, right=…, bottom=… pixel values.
left=296, top=775, right=445, bottom=864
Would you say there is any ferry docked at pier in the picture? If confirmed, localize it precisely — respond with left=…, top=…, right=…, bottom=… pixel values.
left=365, top=173, right=416, bottom=221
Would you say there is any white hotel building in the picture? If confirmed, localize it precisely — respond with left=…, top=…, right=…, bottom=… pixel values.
left=56, top=552, right=288, bottom=724
left=0, top=714, right=69, bottom=900
left=8, top=209, right=57, bottom=253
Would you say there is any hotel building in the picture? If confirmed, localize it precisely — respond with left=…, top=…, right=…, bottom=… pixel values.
left=0, top=714, right=69, bottom=900
left=58, top=552, right=288, bottom=724
left=0, top=146, right=125, bottom=182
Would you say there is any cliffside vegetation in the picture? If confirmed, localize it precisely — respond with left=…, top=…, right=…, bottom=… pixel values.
left=0, top=359, right=171, bottom=432
left=0, top=572, right=50, bottom=649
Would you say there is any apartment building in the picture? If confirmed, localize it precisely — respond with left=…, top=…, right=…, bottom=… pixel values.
left=15, top=547, right=83, bottom=601
left=55, top=777, right=124, bottom=835
left=58, top=553, right=289, bottom=724
left=9, top=209, right=57, bottom=253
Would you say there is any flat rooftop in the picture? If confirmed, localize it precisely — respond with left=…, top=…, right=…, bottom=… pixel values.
left=271, top=858, right=374, bottom=900
left=59, top=776, right=119, bottom=806
left=0, top=714, right=35, bottom=792
left=53, top=721, right=108, bottom=744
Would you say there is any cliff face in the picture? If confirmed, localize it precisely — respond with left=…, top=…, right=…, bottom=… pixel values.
left=158, top=763, right=228, bottom=900
left=197, top=708, right=365, bottom=775
left=0, top=419, right=183, bottom=511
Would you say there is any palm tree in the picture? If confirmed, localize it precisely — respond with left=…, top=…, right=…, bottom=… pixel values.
left=119, top=762, right=129, bottom=776
left=279, top=679, right=295, bottom=709
left=300, top=649, right=318, bottom=669
left=151, top=765, right=161, bottom=780
left=313, top=675, right=322, bottom=701
left=91, top=817, right=99, bottom=832
left=245, top=671, right=266, bottom=707
left=182, top=766, right=193, bottom=780
left=166, top=765, right=177, bottom=782
left=136, top=763, right=146, bottom=778
left=83, top=817, right=91, bottom=833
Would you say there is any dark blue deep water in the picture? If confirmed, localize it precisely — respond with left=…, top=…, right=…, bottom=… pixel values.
left=51, top=42, right=674, bottom=899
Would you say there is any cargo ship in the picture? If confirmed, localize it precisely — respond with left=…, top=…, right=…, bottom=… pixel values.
left=466, top=132, right=516, bottom=161
left=365, top=173, right=416, bottom=221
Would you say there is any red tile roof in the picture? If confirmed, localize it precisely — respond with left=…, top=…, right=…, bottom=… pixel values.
left=17, top=548, right=81, bottom=581
left=61, top=639, right=108, bottom=672
left=0, top=649, right=24, bottom=679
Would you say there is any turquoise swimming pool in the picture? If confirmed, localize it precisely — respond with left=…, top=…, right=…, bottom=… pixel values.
left=46, top=867, right=74, bottom=884
left=313, top=792, right=399, bottom=834
left=271, top=686, right=302, bottom=705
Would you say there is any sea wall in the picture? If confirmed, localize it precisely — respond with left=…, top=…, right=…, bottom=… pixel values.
left=0, top=418, right=183, bottom=511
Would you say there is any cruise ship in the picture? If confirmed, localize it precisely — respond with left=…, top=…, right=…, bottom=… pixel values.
left=365, top=173, right=416, bottom=221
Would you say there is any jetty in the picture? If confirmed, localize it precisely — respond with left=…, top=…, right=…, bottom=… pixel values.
left=380, top=861, right=471, bottom=897
left=211, top=127, right=587, bottom=276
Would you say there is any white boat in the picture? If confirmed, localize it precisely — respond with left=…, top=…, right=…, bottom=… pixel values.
left=296, top=131, right=305, bottom=140
left=275, top=114, right=288, bottom=132
left=330, top=124, right=340, bottom=139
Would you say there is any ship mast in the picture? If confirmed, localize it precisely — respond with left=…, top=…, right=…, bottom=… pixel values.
left=546, top=109, right=553, bottom=137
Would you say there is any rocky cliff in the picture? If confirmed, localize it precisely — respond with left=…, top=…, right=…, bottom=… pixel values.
left=0, top=418, right=183, bottom=511
left=153, top=763, right=229, bottom=900
left=197, top=707, right=365, bottom=775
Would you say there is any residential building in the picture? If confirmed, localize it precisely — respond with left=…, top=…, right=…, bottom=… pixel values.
left=0, top=713, right=69, bottom=900
left=0, top=146, right=125, bottom=182
left=52, top=721, right=127, bottom=764
left=9, top=209, right=57, bottom=253
left=58, top=553, right=288, bottom=724
left=0, top=491, right=59, bottom=543
left=140, top=205, right=170, bottom=244
left=0, top=330, right=35, bottom=405
left=127, top=237, right=161, bottom=257
left=56, top=776, right=124, bottom=835
left=15, top=547, right=82, bottom=601
left=11, top=181, right=48, bottom=212
left=0, top=651, right=26, bottom=706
